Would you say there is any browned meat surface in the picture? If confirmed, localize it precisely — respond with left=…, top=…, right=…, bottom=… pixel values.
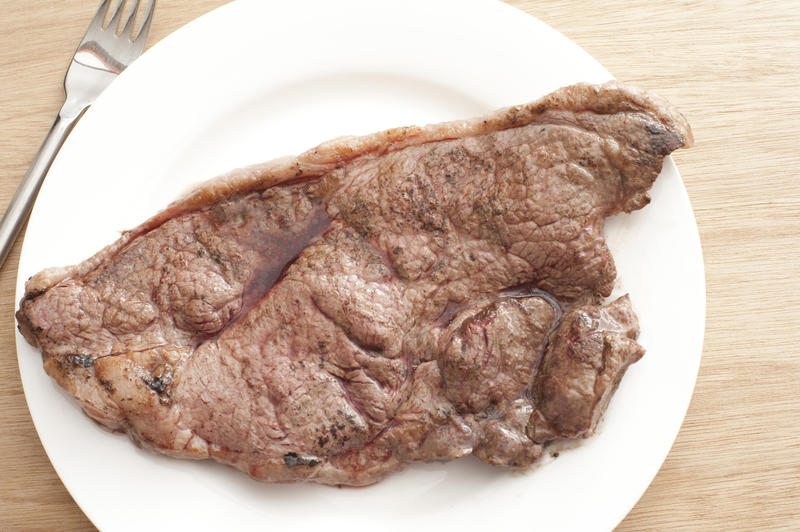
left=16, top=81, right=692, bottom=486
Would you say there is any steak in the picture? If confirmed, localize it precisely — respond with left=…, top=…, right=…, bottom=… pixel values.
left=17, top=81, right=692, bottom=486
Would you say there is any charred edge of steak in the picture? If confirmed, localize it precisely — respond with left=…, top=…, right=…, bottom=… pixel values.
left=65, top=354, right=97, bottom=368
left=283, top=452, right=321, bottom=467
left=142, top=367, right=174, bottom=399
left=143, top=376, right=168, bottom=395
left=15, top=307, right=41, bottom=348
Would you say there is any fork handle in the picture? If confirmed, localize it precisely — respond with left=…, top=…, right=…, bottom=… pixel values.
left=0, top=106, right=85, bottom=269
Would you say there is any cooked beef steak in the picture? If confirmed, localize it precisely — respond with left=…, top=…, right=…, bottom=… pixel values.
left=17, top=82, right=692, bottom=486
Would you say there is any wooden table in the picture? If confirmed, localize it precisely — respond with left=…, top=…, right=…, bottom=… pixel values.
left=1, top=1, right=798, bottom=529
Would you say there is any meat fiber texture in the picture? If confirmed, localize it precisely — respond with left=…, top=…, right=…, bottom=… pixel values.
left=17, top=81, right=692, bottom=486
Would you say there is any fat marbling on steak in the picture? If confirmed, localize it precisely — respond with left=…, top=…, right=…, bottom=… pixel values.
left=17, top=81, right=692, bottom=486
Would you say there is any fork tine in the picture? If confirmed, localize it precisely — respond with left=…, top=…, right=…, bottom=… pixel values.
left=121, top=0, right=141, bottom=39
left=132, top=0, right=156, bottom=50
left=107, top=0, right=125, bottom=32
left=87, top=0, right=113, bottom=33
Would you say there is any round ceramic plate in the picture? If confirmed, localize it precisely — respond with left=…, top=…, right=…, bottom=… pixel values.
left=16, top=0, right=705, bottom=530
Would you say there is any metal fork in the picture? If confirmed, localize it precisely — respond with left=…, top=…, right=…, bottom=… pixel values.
left=0, top=0, right=156, bottom=268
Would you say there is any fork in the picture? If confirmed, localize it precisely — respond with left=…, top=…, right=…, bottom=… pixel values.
left=0, top=0, right=156, bottom=268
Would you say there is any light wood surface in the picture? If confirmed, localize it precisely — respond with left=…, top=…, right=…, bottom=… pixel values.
left=1, top=1, right=798, bottom=530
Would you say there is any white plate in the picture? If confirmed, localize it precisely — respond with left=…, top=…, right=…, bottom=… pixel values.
left=15, top=0, right=705, bottom=530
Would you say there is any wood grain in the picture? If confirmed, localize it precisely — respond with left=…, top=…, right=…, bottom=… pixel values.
left=1, top=1, right=798, bottom=530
